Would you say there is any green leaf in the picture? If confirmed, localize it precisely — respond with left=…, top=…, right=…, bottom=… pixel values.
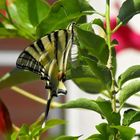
left=96, top=100, right=120, bottom=125
left=27, top=0, right=50, bottom=26
left=18, top=124, right=29, bottom=136
left=55, top=135, right=81, bottom=140
left=75, top=26, right=108, bottom=64
left=61, top=98, right=120, bottom=125
left=37, top=0, right=94, bottom=37
left=40, top=119, right=65, bottom=136
left=73, top=77, right=104, bottom=93
left=123, top=109, right=140, bottom=126
left=92, top=18, right=105, bottom=32
left=111, top=126, right=135, bottom=140
left=8, top=0, right=34, bottom=28
left=8, top=0, right=50, bottom=26
left=117, top=0, right=140, bottom=25
left=61, top=98, right=101, bottom=114
left=30, top=119, right=65, bottom=137
left=11, top=132, right=18, bottom=140
left=78, top=22, right=93, bottom=31
left=118, top=65, right=140, bottom=88
left=6, top=0, right=50, bottom=39
left=95, top=123, right=114, bottom=140
left=67, top=65, right=104, bottom=93
left=86, top=134, right=104, bottom=140
left=0, top=28, right=18, bottom=38
left=84, top=57, right=112, bottom=90
left=119, top=80, right=140, bottom=106
left=0, top=68, right=40, bottom=89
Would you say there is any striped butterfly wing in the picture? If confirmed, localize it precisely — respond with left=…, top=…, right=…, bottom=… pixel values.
left=16, top=28, right=73, bottom=93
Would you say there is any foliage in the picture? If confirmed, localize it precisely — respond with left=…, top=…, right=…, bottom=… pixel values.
left=0, top=0, right=140, bottom=140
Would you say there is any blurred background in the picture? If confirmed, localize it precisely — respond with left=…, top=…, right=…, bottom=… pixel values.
left=0, top=0, right=140, bottom=139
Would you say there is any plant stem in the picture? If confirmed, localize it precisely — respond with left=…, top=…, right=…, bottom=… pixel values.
left=106, top=0, right=116, bottom=112
left=112, top=22, right=123, bottom=34
left=106, top=0, right=111, bottom=49
left=11, top=86, right=61, bottom=108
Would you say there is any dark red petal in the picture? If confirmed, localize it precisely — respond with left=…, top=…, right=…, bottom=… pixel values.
left=0, top=99, right=12, bottom=135
left=111, top=18, right=140, bottom=52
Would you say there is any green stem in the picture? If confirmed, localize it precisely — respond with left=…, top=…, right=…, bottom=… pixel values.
left=93, top=11, right=105, bottom=17
left=112, top=22, right=123, bottom=34
left=106, top=0, right=111, bottom=49
left=106, top=0, right=116, bottom=112
left=106, top=1, right=118, bottom=140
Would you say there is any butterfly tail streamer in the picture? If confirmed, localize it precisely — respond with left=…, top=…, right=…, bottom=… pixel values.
left=42, top=92, right=55, bottom=128
left=45, top=95, right=53, bottom=120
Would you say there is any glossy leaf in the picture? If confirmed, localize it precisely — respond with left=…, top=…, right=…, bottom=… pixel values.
left=8, top=0, right=50, bottom=26
left=41, top=119, right=65, bottom=134
left=111, top=126, right=135, bottom=140
left=55, top=135, right=81, bottom=140
left=8, top=0, right=35, bottom=29
left=11, top=132, right=18, bottom=140
left=86, top=134, right=104, bottom=140
left=6, top=0, right=50, bottom=40
left=75, top=26, right=108, bottom=64
left=16, top=119, right=65, bottom=139
left=84, top=57, right=112, bottom=90
left=31, top=119, right=65, bottom=137
left=118, top=65, right=140, bottom=88
left=95, top=123, right=114, bottom=140
left=61, top=98, right=101, bottom=114
left=78, top=22, right=93, bottom=31
left=37, top=0, right=94, bottom=37
left=96, top=100, right=120, bottom=125
left=18, top=125, right=29, bottom=136
left=0, top=28, right=18, bottom=38
left=119, top=80, right=140, bottom=106
left=27, top=0, right=50, bottom=26
left=0, top=68, right=40, bottom=89
left=123, top=109, right=140, bottom=126
left=67, top=65, right=104, bottom=93
left=117, top=0, right=140, bottom=25
left=92, top=18, right=106, bottom=32
left=72, top=77, right=104, bottom=93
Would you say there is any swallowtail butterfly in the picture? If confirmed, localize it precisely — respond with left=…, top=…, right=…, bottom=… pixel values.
left=16, top=23, right=74, bottom=123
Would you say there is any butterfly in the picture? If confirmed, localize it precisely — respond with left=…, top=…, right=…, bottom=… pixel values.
left=16, top=23, right=74, bottom=123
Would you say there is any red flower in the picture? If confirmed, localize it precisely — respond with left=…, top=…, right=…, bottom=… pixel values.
left=111, top=18, right=140, bottom=52
left=0, top=99, right=12, bottom=138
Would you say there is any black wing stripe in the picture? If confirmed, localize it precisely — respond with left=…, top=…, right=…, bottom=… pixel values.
left=30, top=44, right=39, bottom=54
left=53, top=31, right=58, bottom=60
left=16, top=51, right=44, bottom=75
left=63, top=30, right=69, bottom=64
left=36, top=39, right=45, bottom=52
left=64, top=30, right=68, bottom=48
left=47, top=34, right=51, bottom=42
